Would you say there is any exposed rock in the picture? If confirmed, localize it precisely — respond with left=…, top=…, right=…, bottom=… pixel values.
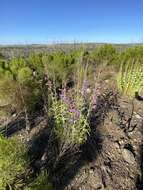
left=122, top=148, right=135, bottom=164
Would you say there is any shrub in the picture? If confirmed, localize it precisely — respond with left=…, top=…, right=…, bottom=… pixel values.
left=3, top=70, right=13, bottom=80
left=120, top=46, right=143, bottom=62
left=17, top=67, right=33, bottom=84
left=43, top=52, right=67, bottom=85
left=0, top=60, right=12, bottom=79
left=50, top=63, right=100, bottom=145
left=91, top=44, right=118, bottom=66
left=51, top=88, right=90, bottom=144
left=117, top=58, right=143, bottom=97
left=28, top=53, right=44, bottom=78
left=10, top=57, right=27, bottom=78
left=0, top=78, right=18, bottom=107
left=0, top=135, right=28, bottom=189
left=43, top=51, right=80, bottom=87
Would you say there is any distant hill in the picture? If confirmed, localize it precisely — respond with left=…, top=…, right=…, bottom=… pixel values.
left=0, top=43, right=143, bottom=58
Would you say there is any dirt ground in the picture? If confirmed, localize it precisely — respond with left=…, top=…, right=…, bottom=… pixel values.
left=64, top=97, right=143, bottom=190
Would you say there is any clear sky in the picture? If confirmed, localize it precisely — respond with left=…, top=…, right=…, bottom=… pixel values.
left=0, top=0, right=143, bottom=44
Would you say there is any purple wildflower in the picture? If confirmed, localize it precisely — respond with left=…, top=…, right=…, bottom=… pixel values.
left=69, top=107, right=81, bottom=124
left=69, top=108, right=80, bottom=118
left=60, top=88, right=71, bottom=104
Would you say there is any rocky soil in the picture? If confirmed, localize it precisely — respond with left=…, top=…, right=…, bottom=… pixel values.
left=64, top=96, right=143, bottom=190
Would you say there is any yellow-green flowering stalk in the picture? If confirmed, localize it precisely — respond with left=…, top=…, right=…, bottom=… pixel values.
left=117, top=58, right=143, bottom=97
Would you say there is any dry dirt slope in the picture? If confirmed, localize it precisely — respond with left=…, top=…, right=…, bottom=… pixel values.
left=64, top=96, right=143, bottom=190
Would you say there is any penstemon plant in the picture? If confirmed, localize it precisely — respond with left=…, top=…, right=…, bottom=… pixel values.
left=50, top=77, right=100, bottom=146
left=48, top=51, right=101, bottom=154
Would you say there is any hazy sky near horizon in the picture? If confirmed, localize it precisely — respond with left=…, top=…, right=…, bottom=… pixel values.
left=0, top=0, right=143, bottom=44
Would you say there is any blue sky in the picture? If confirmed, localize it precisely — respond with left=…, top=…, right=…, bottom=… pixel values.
left=0, top=0, right=143, bottom=44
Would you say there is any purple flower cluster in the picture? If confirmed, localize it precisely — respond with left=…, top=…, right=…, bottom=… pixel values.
left=59, top=80, right=101, bottom=125
left=69, top=108, right=80, bottom=124
left=60, top=88, right=81, bottom=124
left=69, top=108, right=80, bottom=120
left=60, top=88, right=71, bottom=104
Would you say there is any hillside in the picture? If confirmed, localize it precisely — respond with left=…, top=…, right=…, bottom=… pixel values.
left=0, top=44, right=143, bottom=190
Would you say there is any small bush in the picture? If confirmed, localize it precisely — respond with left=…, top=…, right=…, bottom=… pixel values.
left=50, top=62, right=100, bottom=145
left=120, top=46, right=143, bottom=62
left=91, top=44, right=118, bottom=66
left=10, top=57, right=27, bottom=78
left=28, top=53, right=44, bottom=78
left=0, top=78, right=18, bottom=107
left=17, top=67, right=33, bottom=84
left=51, top=88, right=90, bottom=144
left=0, top=135, right=28, bottom=189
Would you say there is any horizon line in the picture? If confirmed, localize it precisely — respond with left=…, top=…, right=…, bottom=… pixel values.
left=0, top=41, right=143, bottom=46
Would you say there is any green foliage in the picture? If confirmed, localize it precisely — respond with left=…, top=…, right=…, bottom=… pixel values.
left=0, top=78, right=18, bottom=106
left=0, top=60, right=11, bottom=79
left=98, top=44, right=117, bottom=60
left=0, top=67, right=4, bottom=77
left=117, top=58, right=143, bottom=97
left=120, top=46, right=143, bottom=62
left=50, top=62, right=96, bottom=145
left=0, top=135, right=28, bottom=189
left=3, top=70, right=13, bottom=80
left=51, top=90, right=90, bottom=145
left=29, top=53, right=43, bottom=68
left=43, top=52, right=67, bottom=84
left=91, top=44, right=119, bottom=66
left=28, top=53, right=44, bottom=77
left=25, top=172, right=53, bottom=190
left=43, top=51, right=81, bottom=87
left=25, top=88, right=42, bottom=112
left=44, top=52, right=64, bottom=84
left=10, top=57, right=26, bottom=77
left=0, top=54, right=43, bottom=113
left=17, top=67, right=33, bottom=84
